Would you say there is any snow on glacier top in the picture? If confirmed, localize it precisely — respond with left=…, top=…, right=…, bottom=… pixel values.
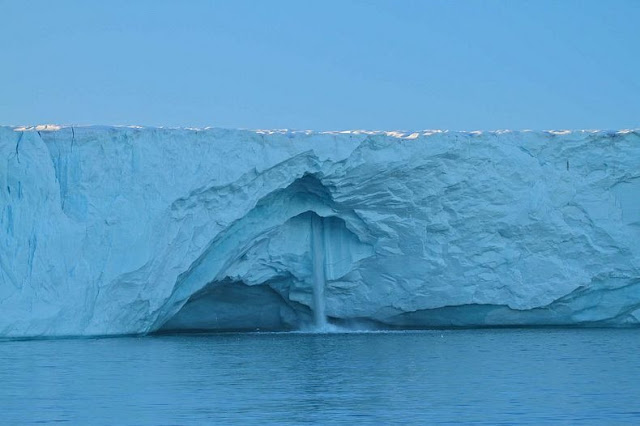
left=7, top=124, right=638, bottom=139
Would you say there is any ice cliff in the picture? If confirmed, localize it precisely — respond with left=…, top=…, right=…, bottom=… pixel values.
left=1, top=126, right=639, bottom=337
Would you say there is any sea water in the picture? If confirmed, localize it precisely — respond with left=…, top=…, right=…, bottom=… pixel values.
left=1, top=329, right=639, bottom=424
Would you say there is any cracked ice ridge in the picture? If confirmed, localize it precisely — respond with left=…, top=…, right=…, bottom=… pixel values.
left=0, top=125, right=639, bottom=337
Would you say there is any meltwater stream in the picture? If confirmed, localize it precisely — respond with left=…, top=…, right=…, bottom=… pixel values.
left=311, top=214, right=327, bottom=329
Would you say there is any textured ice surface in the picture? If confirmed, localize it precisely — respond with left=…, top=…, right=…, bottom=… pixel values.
left=1, top=126, right=639, bottom=337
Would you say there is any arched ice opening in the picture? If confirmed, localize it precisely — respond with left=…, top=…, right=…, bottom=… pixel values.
left=157, top=175, right=374, bottom=332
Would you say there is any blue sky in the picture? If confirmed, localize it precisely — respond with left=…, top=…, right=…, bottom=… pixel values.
left=1, top=0, right=638, bottom=130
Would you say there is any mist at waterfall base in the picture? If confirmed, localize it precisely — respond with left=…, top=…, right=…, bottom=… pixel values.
left=2, top=329, right=640, bottom=424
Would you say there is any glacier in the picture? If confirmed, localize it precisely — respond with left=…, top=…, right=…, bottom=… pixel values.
left=1, top=125, right=639, bottom=338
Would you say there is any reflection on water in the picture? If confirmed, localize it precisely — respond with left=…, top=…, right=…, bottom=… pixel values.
left=1, top=329, right=639, bottom=424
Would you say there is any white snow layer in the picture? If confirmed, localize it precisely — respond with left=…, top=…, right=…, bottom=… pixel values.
left=1, top=126, right=639, bottom=337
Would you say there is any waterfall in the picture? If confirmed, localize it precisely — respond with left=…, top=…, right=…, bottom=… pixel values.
left=311, top=214, right=327, bottom=328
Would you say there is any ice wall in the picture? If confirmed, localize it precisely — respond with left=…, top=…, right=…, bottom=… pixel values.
left=1, top=126, right=639, bottom=337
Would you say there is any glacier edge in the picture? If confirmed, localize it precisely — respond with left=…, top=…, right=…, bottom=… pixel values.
left=1, top=126, right=639, bottom=337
